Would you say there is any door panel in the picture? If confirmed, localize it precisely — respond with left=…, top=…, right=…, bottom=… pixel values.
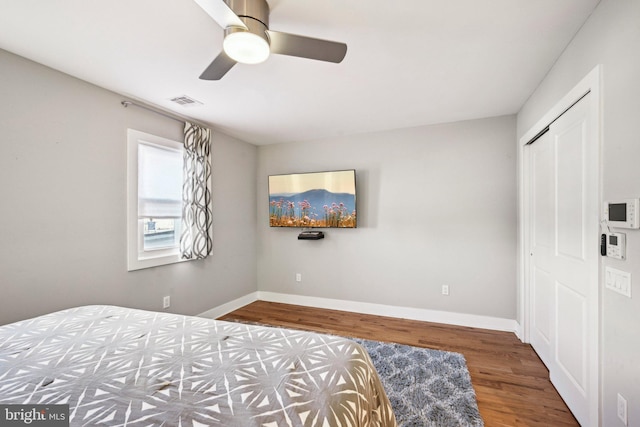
left=533, top=267, right=552, bottom=345
left=556, top=121, right=585, bottom=260
left=533, top=141, right=554, bottom=249
left=556, top=281, right=587, bottom=392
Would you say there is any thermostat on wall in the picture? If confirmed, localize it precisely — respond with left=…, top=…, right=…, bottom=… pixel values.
left=606, top=232, right=626, bottom=260
left=604, top=199, right=639, bottom=229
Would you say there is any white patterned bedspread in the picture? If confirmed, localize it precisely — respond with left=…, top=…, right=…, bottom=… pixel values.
left=0, top=305, right=397, bottom=426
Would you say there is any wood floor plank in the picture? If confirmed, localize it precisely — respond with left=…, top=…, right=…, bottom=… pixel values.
left=219, top=300, right=578, bottom=427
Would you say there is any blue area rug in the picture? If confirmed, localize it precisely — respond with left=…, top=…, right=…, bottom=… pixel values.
left=350, top=338, right=484, bottom=427
left=224, top=320, right=483, bottom=426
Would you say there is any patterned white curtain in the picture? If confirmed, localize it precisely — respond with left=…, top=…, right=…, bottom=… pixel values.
left=181, top=122, right=213, bottom=259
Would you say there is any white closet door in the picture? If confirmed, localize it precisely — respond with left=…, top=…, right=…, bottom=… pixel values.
left=528, top=93, right=598, bottom=426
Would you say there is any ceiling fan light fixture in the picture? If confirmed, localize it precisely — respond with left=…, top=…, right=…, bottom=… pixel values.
left=196, top=0, right=347, bottom=80
left=223, top=30, right=270, bottom=64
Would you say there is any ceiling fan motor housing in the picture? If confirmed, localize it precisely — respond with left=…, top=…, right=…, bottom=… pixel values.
left=224, top=0, right=269, bottom=34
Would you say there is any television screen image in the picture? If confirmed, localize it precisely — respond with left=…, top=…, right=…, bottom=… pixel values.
left=269, top=170, right=356, bottom=228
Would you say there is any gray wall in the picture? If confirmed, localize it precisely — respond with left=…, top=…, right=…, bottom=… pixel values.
left=257, top=116, right=517, bottom=320
left=0, top=49, right=257, bottom=325
left=517, top=0, right=640, bottom=424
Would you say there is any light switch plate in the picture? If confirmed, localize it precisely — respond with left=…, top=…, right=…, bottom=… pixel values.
left=605, top=267, right=631, bottom=298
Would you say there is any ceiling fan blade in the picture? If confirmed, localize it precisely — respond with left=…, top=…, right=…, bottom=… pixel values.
left=266, top=31, right=347, bottom=63
left=199, top=51, right=237, bottom=80
left=193, top=0, right=247, bottom=30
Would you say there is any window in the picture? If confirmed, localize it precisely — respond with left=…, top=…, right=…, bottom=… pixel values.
left=127, top=129, right=186, bottom=271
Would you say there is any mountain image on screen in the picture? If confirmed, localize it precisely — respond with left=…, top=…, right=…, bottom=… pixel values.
left=269, top=189, right=356, bottom=228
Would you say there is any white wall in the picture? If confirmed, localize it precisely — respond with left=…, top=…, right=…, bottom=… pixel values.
left=0, top=49, right=257, bottom=325
left=257, top=116, right=517, bottom=320
left=517, top=0, right=640, bottom=424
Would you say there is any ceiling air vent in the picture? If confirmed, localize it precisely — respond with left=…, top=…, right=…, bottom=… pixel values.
left=169, top=95, right=203, bottom=107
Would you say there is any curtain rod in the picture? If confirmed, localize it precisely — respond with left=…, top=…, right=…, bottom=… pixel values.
left=121, top=100, right=210, bottom=129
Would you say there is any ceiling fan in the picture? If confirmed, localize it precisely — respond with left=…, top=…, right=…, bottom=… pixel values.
left=193, top=0, right=348, bottom=80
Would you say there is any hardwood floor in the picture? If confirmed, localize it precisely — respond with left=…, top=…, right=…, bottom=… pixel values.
left=220, top=300, right=578, bottom=427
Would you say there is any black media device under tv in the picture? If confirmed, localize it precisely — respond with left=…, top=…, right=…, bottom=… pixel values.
left=298, top=231, right=325, bottom=240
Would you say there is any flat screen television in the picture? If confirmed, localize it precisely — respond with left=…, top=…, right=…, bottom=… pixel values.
left=269, top=169, right=356, bottom=228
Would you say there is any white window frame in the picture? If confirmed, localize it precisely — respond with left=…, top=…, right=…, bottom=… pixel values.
left=127, top=129, right=188, bottom=271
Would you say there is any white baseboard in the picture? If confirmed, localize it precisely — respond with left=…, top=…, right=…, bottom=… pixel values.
left=514, top=322, right=524, bottom=342
left=197, top=292, right=258, bottom=319
left=199, top=291, right=519, bottom=334
left=258, top=292, right=519, bottom=333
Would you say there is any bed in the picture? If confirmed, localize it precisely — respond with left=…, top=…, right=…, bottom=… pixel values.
left=0, top=305, right=397, bottom=426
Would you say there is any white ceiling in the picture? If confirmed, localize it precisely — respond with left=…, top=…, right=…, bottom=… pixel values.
left=0, top=0, right=599, bottom=145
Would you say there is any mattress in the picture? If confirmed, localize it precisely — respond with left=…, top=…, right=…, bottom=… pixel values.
left=0, top=305, right=397, bottom=426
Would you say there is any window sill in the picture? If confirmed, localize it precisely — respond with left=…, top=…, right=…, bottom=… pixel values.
left=127, top=253, right=191, bottom=271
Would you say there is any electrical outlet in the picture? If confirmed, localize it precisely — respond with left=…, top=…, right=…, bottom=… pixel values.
left=163, top=296, right=170, bottom=309
left=295, top=273, right=302, bottom=282
left=617, top=393, right=628, bottom=425
left=442, top=285, right=450, bottom=296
